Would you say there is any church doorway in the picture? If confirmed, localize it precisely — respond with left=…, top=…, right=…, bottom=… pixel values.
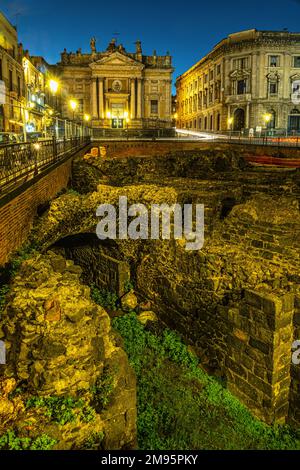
left=233, top=108, right=245, bottom=131
left=109, top=102, right=126, bottom=128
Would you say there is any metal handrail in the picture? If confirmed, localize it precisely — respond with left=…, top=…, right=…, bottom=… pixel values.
left=0, top=136, right=90, bottom=196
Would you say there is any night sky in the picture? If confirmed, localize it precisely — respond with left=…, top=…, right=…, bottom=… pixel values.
left=2, top=0, right=300, bottom=89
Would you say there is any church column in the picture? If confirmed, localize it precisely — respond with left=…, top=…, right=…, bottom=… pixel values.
left=137, top=78, right=142, bottom=119
left=92, top=78, right=98, bottom=118
left=99, top=78, right=104, bottom=119
left=131, top=79, right=136, bottom=119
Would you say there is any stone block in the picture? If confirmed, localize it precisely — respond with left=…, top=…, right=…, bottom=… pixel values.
left=281, top=293, right=294, bottom=313
left=249, top=337, right=270, bottom=355
left=233, top=328, right=249, bottom=343
left=247, top=372, right=272, bottom=396
left=244, top=290, right=262, bottom=310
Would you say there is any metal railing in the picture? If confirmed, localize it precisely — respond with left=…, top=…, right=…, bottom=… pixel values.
left=176, top=129, right=300, bottom=149
left=0, top=136, right=90, bottom=195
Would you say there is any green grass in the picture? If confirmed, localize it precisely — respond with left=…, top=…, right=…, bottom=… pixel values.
left=112, top=311, right=300, bottom=450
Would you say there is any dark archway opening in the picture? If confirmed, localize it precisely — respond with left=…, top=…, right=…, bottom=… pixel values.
left=220, top=198, right=236, bottom=220
left=52, top=233, right=130, bottom=297
left=233, top=108, right=245, bottom=131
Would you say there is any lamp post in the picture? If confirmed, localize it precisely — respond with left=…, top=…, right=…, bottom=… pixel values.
left=48, top=79, right=60, bottom=139
left=69, top=100, right=78, bottom=137
left=228, top=117, right=233, bottom=139
left=84, top=114, right=91, bottom=137
left=263, top=113, right=272, bottom=142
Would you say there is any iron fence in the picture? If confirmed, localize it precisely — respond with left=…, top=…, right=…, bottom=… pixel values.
left=0, top=136, right=90, bottom=196
left=176, top=129, right=300, bottom=148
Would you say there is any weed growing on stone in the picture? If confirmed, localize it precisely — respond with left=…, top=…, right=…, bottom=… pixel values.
left=112, top=311, right=300, bottom=450
left=0, top=430, right=57, bottom=450
left=124, top=280, right=135, bottom=293
left=91, top=284, right=119, bottom=311
left=91, top=366, right=116, bottom=411
left=83, top=431, right=104, bottom=450
left=0, top=284, right=9, bottom=315
left=26, top=396, right=95, bottom=426
left=66, top=189, right=81, bottom=197
left=0, top=243, right=39, bottom=317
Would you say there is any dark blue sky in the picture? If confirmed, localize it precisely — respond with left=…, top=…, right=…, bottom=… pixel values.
left=2, top=0, right=300, bottom=85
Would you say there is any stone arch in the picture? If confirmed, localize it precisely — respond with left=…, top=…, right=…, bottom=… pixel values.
left=52, top=233, right=131, bottom=297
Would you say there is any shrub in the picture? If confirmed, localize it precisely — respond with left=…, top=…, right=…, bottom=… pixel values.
left=0, top=430, right=56, bottom=450
left=26, top=396, right=95, bottom=426
left=90, top=284, right=119, bottom=311
left=91, top=367, right=116, bottom=411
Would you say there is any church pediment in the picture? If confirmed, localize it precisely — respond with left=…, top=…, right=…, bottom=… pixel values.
left=229, top=69, right=250, bottom=79
left=291, top=73, right=300, bottom=81
left=89, top=51, right=144, bottom=69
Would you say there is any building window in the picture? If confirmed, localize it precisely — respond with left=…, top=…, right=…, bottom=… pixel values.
left=294, top=57, right=300, bottom=68
left=204, top=116, right=207, bottom=130
left=210, top=115, right=213, bottom=130
left=293, top=81, right=300, bottom=93
left=9, top=70, right=13, bottom=92
left=78, top=99, right=84, bottom=114
left=269, top=82, right=278, bottom=95
left=209, top=70, right=214, bottom=81
left=233, top=57, right=248, bottom=70
left=269, top=56, right=279, bottom=67
left=198, top=91, right=202, bottom=110
left=151, top=100, right=158, bottom=114
left=237, top=79, right=246, bottom=95
left=17, top=76, right=21, bottom=96
left=216, top=64, right=221, bottom=75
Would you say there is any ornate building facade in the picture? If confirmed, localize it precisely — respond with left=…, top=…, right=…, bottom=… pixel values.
left=0, top=12, right=25, bottom=133
left=176, top=29, right=300, bottom=134
left=54, top=39, right=173, bottom=131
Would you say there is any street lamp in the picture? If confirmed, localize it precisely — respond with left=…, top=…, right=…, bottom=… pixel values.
left=263, top=113, right=272, bottom=125
left=69, top=100, right=78, bottom=120
left=228, top=117, right=233, bottom=138
left=69, top=100, right=78, bottom=138
left=49, top=79, right=59, bottom=95
left=83, top=114, right=91, bottom=137
left=263, top=113, right=272, bottom=140
left=48, top=79, right=60, bottom=139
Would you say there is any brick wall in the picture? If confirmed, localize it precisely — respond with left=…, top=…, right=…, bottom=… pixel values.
left=0, top=160, right=72, bottom=266
left=95, top=140, right=300, bottom=159
left=289, top=295, right=300, bottom=426
left=224, top=290, right=294, bottom=425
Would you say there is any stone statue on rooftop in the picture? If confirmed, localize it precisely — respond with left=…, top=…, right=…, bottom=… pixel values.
left=107, top=38, right=117, bottom=52
left=90, top=37, right=96, bottom=53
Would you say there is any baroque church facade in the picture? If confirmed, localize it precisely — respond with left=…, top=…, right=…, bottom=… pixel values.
left=55, top=39, right=174, bottom=131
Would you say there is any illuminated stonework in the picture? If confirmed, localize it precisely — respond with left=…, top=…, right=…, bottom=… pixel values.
left=55, top=39, right=174, bottom=131
left=176, top=29, right=300, bottom=133
left=0, top=12, right=25, bottom=133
